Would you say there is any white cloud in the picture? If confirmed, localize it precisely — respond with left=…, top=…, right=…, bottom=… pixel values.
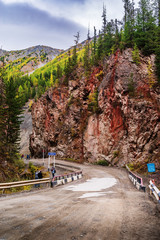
left=1, top=0, right=140, bottom=31
left=28, top=0, right=123, bottom=31
left=0, top=0, right=140, bottom=50
left=1, top=0, right=35, bottom=3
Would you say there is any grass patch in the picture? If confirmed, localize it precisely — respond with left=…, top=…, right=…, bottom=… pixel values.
left=127, top=163, right=135, bottom=171
left=96, top=160, right=109, bottom=166
left=66, top=158, right=77, bottom=162
left=113, top=150, right=119, bottom=158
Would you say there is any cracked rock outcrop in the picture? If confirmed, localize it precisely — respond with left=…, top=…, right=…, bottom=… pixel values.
left=30, top=49, right=160, bottom=166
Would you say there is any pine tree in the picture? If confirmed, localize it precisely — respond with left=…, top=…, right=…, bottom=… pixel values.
left=37, top=85, right=43, bottom=98
left=0, top=78, right=7, bottom=162
left=123, top=0, right=130, bottom=23
left=91, top=26, right=97, bottom=65
left=83, top=41, right=90, bottom=74
left=132, top=43, right=140, bottom=64
left=114, top=19, right=120, bottom=48
left=96, top=32, right=103, bottom=61
left=50, top=72, right=54, bottom=87
left=18, top=85, right=25, bottom=106
left=155, top=0, right=160, bottom=82
left=27, top=81, right=31, bottom=100
left=102, top=4, right=107, bottom=35
left=83, top=28, right=91, bottom=73
left=5, top=77, right=23, bottom=162
left=72, top=31, right=80, bottom=68
left=56, top=64, right=62, bottom=79
left=64, top=50, right=72, bottom=85
left=103, top=20, right=115, bottom=55
left=31, top=86, right=36, bottom=99
left=0, top=58, right=8, bottom=162
left=123, top=0, right=135, bottom=47
left=134, top=0, right=156, bottom=55
left=93, top=26, right=97, bottom=56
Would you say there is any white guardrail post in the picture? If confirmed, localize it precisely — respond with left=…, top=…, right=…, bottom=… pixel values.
left=126, top=165, right=146, bottom=192
left=51, top=171, right=83, bottom=187
left=149, top=180, right=160, bottom=203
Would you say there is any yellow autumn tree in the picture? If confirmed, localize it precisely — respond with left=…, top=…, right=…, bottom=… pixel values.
left=50, top=72, right=54, bottom=87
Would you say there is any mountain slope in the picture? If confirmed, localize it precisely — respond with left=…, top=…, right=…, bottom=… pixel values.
left=0, top=45, right=62, bottom=75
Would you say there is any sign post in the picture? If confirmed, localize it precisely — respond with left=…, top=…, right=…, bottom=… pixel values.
left=48, top=152, right=56, bottom=170
left=48, top=154, right=50, bottom=171
left=147, top=163, right=156, bottom=173
left=43, top=148, right=45, bottom=166
left=53, top=153, right=56, bottom=168
left=147, top=163, right=156, bottom=183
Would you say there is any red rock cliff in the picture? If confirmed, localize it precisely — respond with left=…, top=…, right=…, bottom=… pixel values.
left=30, top=49, right=160, bottom=166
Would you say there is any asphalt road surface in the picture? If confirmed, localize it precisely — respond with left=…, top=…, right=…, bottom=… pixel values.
left=0, top=160, right=159, bottom=240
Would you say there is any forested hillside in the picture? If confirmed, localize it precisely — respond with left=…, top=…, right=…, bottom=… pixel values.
left=0, top=46, right=61, bottom=181
left=29, top=0, right=160, bottom=88
left=0, top=46, right=62, bottom=105
left=0, top=45, right=62, bottom=76
left=19, top=0, right=160, bottom=104
left=1, top=0, right=159, bottom=108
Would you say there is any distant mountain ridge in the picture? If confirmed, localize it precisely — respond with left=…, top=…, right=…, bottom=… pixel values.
left=0, top=45, right=63, bottom=75
left=0, top=45, right=62, bottom=60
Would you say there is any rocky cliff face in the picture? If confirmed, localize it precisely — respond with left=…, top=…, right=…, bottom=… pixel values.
left=20, top=103, right=32, bottom=155
left=30, top=49, right=160, bottom=166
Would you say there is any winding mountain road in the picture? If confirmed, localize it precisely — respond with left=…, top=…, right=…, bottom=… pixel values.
left=0, top=160, right=159, bottom=240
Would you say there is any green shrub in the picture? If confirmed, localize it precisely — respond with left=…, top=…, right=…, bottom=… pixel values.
left=13, top=157, right=25, bottom=173
left=132, top=44, right=140, bottom=65
left=23, top=185, right=32, bottom=191
left=128, top=73, right=135, bottom=96
left=96, top=160, right=109, bottom=166
left=29, top=162, right=37, bottom=177
left=127, top=163, right=135, bottom=171
left=88, top=89, right=99, bottom=113
left=113, top=150, right=119, bottom=158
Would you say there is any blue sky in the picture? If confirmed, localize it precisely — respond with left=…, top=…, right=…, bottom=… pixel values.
left=0, top=0, right=139, bottom=51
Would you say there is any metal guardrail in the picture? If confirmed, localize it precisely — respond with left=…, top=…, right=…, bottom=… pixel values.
left=126, top=165, right=146, bottom=192
left=149, top=180, right=160, bottom=203
left=0, top=178, right=50, bottom=191
left=0, top=171, right=83, bottom=193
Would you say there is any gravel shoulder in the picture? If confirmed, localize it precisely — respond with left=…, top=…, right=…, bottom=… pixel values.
left=0, top=160, right=159, bottom=240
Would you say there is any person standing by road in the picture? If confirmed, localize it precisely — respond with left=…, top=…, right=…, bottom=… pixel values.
left=51, top=166, right=56, bottom=178
left=35, top=169, right=39, bottom=188
left=35, top=169, right=39, bottom=180
left=38, top=170, right=43, bottom=179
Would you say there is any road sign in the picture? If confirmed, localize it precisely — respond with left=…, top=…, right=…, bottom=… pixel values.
left=147, top=163, right=156, bottom=173
left=48, top=152, right=56, bottom=156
